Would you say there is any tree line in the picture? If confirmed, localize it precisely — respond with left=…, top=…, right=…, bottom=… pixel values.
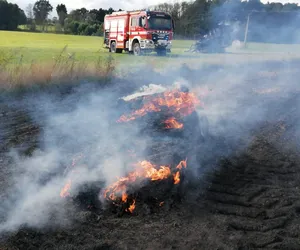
left=0, top=0, right=300, bottom=40
left=24, top=1, right=120, bottom=35
left=150, top=0, right=300, bottom=40
left=0, top=0, right=26, bottom=30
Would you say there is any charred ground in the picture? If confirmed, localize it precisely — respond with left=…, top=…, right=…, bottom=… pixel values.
left=1, top=60, right=300, bottom=249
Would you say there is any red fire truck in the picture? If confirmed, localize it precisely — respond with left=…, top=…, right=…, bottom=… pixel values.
left=103, top=10, right=174, bottom=56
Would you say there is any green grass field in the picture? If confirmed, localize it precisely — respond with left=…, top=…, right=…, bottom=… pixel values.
left=2, top=30, right=300, bottom=65
left=1, top=30, right=300, bottom=89
left=0, top=31, right=195, bottom=64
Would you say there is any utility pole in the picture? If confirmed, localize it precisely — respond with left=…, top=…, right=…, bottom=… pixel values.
left=243, top=12, right=252, bottom=48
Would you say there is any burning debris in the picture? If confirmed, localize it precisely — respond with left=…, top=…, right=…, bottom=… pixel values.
left=117, top=89, right=202, bottom=130
left=102, top=159, right=187, bottom=214
left=59, top=86, right=201, bottom=215
left=164, top=117, right=184, bottom=129
left=59, top=156, right=188, bottom=214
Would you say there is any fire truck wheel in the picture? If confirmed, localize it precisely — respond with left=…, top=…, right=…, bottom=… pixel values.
left=133, top=42, right=141, bottom=56
left=110, top=41, right=117, bottom=53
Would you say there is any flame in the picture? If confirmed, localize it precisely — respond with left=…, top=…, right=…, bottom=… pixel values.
left=59, top=148, right=188, bottom=214
left=103, top=159, right=187, bottom=213
left=173, top=171, right=180, bottom=185
left=164, top=117, right=183, bottom=129
left=127, top=199, right=136, bottom=213
left=60, top=179, right=72, bottom=198
left=135, top=160, right=171, bottom=181
left=173, top=159, right=187, bottom=185
left=117, top=90, right=201, bottom=123
left=103, top=161, right=171, bottom=201
left=59, top=154, right=85, bottom=198
left=122, top=192, right=128, bottom=202
left=176, top=159, right=187, bottom=170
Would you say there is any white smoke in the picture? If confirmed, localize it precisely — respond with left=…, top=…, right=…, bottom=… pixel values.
left=2, top=6, right=300, bottom=234
left=0, top=85, right=153, bottom=233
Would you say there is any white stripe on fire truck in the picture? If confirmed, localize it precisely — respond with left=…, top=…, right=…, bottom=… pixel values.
left=130, top=31, right=147, bottom=35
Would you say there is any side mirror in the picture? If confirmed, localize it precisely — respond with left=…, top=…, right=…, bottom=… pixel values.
left=172, top=20, right=175, bottom=30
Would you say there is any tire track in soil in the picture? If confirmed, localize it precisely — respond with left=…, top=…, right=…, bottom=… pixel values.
left=203, top=125, right=300, bottom=249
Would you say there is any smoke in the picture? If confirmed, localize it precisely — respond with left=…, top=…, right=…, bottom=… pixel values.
left=1, top=79, right=208, bottom=233
left=207, top=1, right=300, bottom=51
left=247, top=11, right=300, bottom=44
left=2, top=2, right=300, bottom=236
left=184, top=0, right=300, bottom=144
left=0, top=84, right=153, bottom=233
left=1, top=58, right=300, bottom=234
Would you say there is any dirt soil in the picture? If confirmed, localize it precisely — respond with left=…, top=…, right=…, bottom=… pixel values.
left=1, top=62, right=300, bottom=250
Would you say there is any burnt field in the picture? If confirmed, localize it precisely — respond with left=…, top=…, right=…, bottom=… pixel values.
left=1, top=60, right=300, bottom=250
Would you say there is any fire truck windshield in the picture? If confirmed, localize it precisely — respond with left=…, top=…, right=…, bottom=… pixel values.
left=147, top=16, right=172, bottom=30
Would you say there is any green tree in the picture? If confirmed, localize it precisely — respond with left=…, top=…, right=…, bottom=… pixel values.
left=33, top=0, right=53, bottom=30
left=69, top=8, right=88, bottom=22
left=282, top=3, right=299, bottom=11
left=56, top=3, right=67, bottom=27
left=0, top=0, right=26, bottom=30
left=26, top=3, right=36, bottom=31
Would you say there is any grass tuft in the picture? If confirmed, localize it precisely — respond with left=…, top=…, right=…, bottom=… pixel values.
left=0, top=47, right=117, bottom=92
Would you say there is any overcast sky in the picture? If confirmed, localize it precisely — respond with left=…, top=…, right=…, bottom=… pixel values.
left=10, top=0, right=300, bottom=17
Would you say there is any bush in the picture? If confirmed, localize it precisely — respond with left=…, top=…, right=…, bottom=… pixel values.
left=78, top=22, right=89, bottom=35
left=93, top=28, right=103, bottom=37
left=55, top=19, right=103, bottom=36
left=83, top=24, right=100, bottom=36
left=66, top=21, right=80, bottom=35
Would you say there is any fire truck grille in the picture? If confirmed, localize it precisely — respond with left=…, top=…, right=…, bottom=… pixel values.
left=152, top=33, right=169, bottom=42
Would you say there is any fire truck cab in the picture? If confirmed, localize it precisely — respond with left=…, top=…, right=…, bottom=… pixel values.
left=103, top=10, right=174, bottom=56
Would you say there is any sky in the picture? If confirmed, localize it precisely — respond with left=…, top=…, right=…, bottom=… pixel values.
left=10, top=0, right=300, bottom=17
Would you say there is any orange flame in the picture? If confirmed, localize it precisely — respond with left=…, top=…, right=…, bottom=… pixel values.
left=60, top=155, right=188, bottom=214
left=173, top=159, right=187, bottom=185
left=60, top=154, right=85, bottom=198
left=164, top=117, right=184, bottom=129
left=60, top=179, right=72, bottom=198
left=135, top=160, right=171, bottom=181
left=117, top=90, right=201, bottom=123
left=122, top=192, right=128, bottom=202
left=176, top=159, right=187, bottom=170
left=173, top=171, right=180, bottom=185
left=126, top=199, right=136, bottom=213
left=103, top=159, right=187, bottom=213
